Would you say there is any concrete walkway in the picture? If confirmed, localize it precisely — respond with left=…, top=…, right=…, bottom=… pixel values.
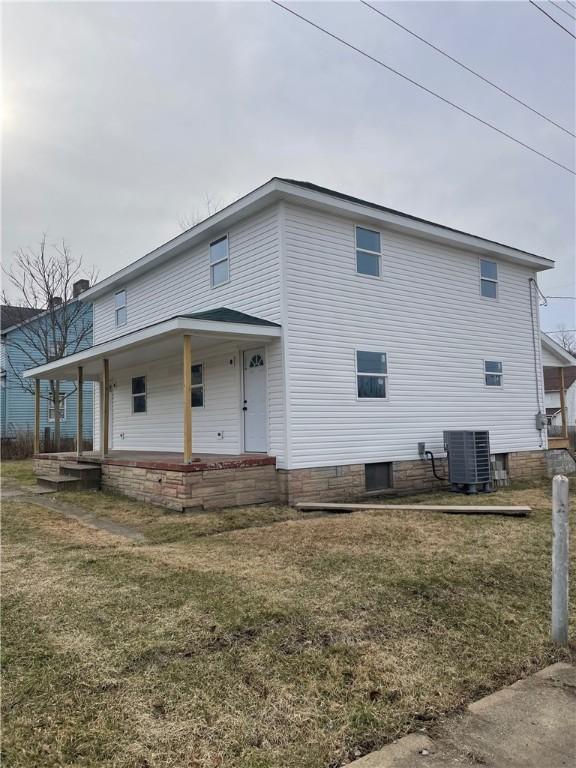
left=25, top=495, right=147, bottom=542
left=2, top=480, right=145, bottom=542
left=350, top=663, right=575, bottom=767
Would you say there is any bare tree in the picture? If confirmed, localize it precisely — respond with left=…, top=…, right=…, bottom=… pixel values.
left=551, top=326, right=576, bottom=357
left=178, top=193, right=225, bottom=232
left=2, top=234, right=97, bottom=450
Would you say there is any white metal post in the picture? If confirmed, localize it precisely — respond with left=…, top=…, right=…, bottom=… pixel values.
left=552, top=475, right=569, bottom=646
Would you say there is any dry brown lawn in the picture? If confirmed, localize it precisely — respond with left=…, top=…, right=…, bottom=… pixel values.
left=1, top=464, right=575, bottom=768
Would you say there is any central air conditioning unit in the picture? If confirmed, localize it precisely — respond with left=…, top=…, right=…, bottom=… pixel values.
left=443, top=430, right=492, bottom=494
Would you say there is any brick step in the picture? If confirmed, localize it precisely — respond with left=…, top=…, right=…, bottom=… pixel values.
left=57, top=463, right=101, bottom=489
left=37, top=476, right=83, bottom=491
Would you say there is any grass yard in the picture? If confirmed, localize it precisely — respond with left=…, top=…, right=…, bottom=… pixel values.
left=1, top=461, right=574, bottom=768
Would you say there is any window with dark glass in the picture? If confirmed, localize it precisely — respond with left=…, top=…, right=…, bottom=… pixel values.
left=191, top=363, right=204, bottom=407
left=480, top=260, right=498, bottom=299
left=356, top=227, right=381, bottom=277
left=484, top=360, right=503, bottom=387
left=49, top=393, right=66, bottom=421
left=115, top=290, right=127, bottom=326
left=357, top=350, right=387, bottom=398
left=210, top=236, right=229, bottom=287
left=131, top=376, right=147, bottom=413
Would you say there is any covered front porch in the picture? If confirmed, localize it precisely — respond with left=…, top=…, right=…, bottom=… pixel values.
left=541, top=333, right=575, bottom=451
left=26, top=309, right=284, bottom=510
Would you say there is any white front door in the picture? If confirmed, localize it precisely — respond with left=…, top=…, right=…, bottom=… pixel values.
left=243, top=348, right=267, bottom=453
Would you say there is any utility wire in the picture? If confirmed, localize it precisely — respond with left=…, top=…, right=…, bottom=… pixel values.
left=546, top=295, right=576, bottom=299
left=270, top=0, right=576, bottom=175
left=567, top=0, right=576, bottom=10
left=549, top=0, right=576, bottom=21
left=529, top=1, right=576, bottom=39
left=361, top=0, right=575, bottom=138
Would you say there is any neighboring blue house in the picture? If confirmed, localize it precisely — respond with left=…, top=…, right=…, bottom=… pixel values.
left=1, top=288, right=93, bottom=445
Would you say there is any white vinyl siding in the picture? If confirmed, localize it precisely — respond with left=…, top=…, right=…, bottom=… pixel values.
left=282, top=203, right=544, bottom=468
left=92, top=207, right=282, bottom=343
left=109, top=344, right=241, bottom=454
left=96, top=338, right=283, bottom=461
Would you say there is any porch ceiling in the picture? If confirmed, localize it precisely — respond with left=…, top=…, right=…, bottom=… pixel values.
left=23, top=314, right=281, bottom=381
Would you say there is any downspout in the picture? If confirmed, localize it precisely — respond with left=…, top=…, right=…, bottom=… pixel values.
left=529, top=277, right=545, bottom=449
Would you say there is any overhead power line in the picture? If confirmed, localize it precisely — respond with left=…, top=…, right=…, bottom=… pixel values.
left=546, top=295, right=576, bottom=299
left=529, top=1, right=576, bottom=39
left=360, top=0, right=575, bottom=138
left=567, top=0, right=576, bottom=10
left=270, top=0, right=576, bottom=175
left=549, top=0, right=576, bottom=21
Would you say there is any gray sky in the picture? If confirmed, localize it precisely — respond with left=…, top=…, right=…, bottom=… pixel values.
left=2, top=1, right=575, bottom=332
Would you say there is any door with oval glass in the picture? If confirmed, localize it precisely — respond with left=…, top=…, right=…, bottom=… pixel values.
left=242, top=347, right=267, bottom=452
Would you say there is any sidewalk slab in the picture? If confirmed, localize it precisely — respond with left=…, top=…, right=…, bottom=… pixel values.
left=347, top=663, right=576, bottom=768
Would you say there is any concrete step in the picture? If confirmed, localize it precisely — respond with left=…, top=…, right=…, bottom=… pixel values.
left=58, top=463, right=101, bottom=489
left=37, top=476, right=82, bottom=491
left=59, top=462, right=101, bottom=477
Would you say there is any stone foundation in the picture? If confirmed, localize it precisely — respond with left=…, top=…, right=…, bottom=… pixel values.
left=34, top=449, right=549, bottom=511
left=34, top=453, right=280, bottom=512
left=277, top=464, right=366, bottom=505
left=507, top=450, right=547, bottom=480
left=279, top=450, right=546, bottom=504
left=101, top=462, right=280, bottom=511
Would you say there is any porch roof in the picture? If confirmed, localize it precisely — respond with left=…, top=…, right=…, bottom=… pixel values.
left=23, top=309, right=282, bottom=381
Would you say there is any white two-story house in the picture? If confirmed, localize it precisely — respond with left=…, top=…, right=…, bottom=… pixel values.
left=28, top=178, right=556, bottom=509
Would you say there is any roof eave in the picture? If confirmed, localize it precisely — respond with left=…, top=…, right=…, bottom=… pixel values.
left=79, top=178, right=554, bottom=302
left=541, top=332, right=576, bottom=366
left=23, top=315, right=282, bottom=380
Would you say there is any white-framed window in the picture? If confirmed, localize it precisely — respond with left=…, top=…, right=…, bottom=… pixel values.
left=210, top=236, right=229, bottom=287
left=48, top=393, right=66, bottom=421
left=131, top=376, right=147, bottom=413
left=484, top=360, right=503, bottom=387
left=480, top=259, right=498, bottom=299
left=191, top=363, right=204, bottom=407
left=356, top=350, right=388, bottom=398
left=115, top=290, right=127, bottom=326
left=356, top=226, right=381, bottom=277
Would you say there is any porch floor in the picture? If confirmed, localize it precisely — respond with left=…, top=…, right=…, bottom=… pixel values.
left=34, top=450, right=276, bottom=472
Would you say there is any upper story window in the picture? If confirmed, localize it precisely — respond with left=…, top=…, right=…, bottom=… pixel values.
left=210, top=236, right=229, bottom=287
left=356, top=350, right=388, bottom=398
left=191, top=363, right=204, bottom=407
left=115, top=290, right=127, bottom=326
left=484, top=360, right=503, bottom=387
left=131, top=376, right=147, bottom=413
left=480, top=259, right=498, bottom=299
left=356, top=227, right=381, bottom=277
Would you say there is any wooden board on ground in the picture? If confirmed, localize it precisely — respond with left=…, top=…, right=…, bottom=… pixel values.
left=296, top=502, right=531, bottom=517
